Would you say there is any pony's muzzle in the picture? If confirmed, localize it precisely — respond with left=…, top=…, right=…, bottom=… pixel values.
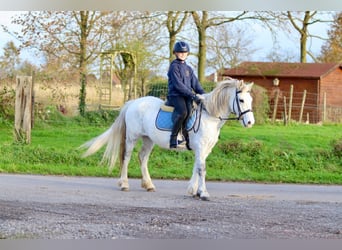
left=242, top=112, right=255, bottom=128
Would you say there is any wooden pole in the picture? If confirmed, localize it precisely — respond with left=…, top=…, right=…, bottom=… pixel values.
left=283, top=96, right=287, bottom=125
left=14, top=76, right=33, bottom=144
left=272, top=88, right=280, bottom=123
left=31, top=71, right=35, bottom=128
left=323, top=92, right=327, bottom=123
left=299, top=90, right=307, bottom=123
left=288, top=84, right=293, bottom=122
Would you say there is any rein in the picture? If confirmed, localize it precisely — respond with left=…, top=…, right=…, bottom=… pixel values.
left=193, top=103, right=203, bottom=133
left=193, top=89, right=252, bottom=132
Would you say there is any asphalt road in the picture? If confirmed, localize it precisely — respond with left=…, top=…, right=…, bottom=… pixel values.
left=0, top=174, right=341, bottom=239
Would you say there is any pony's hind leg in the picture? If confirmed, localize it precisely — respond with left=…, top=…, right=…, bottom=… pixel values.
left=139, top=136, right=156, bottom=192
left=118, top=138, right=137, bottom=191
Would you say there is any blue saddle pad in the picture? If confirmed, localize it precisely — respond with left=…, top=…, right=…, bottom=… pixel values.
left=155, top=108, right=197, bottom=131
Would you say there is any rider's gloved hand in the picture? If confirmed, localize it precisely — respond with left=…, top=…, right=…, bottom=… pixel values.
left=193, top=94, right=204, bottom=105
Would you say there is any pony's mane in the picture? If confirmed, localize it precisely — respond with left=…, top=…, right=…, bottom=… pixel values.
left=204, top=79, right=241, bottom=117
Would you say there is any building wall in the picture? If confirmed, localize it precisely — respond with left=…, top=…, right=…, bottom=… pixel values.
left=320, top=68, right=342, bottom=122
left=320, top=68, right=342, bottom=106
left=221, top=75, right=321, bottom=122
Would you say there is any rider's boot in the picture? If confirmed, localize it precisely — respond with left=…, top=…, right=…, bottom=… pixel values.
left=170, top=116, right=184, bottom=149
left=182, top=128, right=192, bottom=150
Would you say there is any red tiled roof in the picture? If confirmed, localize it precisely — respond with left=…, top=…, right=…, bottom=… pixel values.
left=222, top=62, right=341, bottom=79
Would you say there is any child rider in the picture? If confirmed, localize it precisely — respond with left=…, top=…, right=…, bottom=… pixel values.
left=167, top=41, right=205, bottom=149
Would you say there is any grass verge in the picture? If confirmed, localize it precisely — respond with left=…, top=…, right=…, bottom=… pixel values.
left=0, top=116, right=341, bottom=184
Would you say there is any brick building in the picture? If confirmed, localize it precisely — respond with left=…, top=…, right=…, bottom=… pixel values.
left=210, top=62, right=342, bottom=123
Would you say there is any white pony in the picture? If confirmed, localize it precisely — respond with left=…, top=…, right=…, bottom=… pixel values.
left=80, top=78, right=254, bottom=200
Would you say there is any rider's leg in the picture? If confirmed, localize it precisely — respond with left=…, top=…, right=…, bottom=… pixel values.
left=182, top=99, right=193, bottom=150
left=168, top=96, right=188, bottom=149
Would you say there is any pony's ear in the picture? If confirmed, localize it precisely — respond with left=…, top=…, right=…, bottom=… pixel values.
left=243, top=82, right=254, bottom=92
left=237, top=80, right=244, bottom=90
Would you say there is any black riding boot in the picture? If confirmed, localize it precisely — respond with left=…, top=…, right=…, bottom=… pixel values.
left=170, top=116, right=184, bottom=149
left=182, top=128, right=192, bottom=151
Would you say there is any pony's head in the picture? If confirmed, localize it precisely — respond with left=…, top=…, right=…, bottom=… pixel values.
left=203, top=78, right=255, bottom=128
left=233, top=80, right=255, bottom=128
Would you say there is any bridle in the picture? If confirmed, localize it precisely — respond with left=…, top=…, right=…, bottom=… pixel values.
left=218, top=89, right=253, bottom=122
left=193, top=88, right=253, bottom=132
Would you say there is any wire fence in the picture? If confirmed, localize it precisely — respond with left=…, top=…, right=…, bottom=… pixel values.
left=268, top=88, right=342, bottom=124
left=1, top=79, right=342, bottom=126
left=83, top=85, right=342, bottom=124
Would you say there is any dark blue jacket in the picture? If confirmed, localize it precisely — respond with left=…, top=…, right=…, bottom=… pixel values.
left=167, top=59, right=205, bottom=99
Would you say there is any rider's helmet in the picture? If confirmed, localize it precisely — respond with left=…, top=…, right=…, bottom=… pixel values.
left=173, top=41, right=190, bottom=53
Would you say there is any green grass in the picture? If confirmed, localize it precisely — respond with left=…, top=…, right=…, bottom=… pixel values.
left=0, top=117, right=341, bottom=184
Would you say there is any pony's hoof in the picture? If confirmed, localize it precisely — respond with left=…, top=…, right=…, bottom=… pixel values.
left=187, top=185, right=198, bottom=196
left=200, top=195, right=210, bottom=201
left=192, top=192, right=201, bottom=199
left=195, top=192, right=210, bottom=201
left=147, top=187, right=156, bottom=192
left=120, top=187, right=129, bottom=191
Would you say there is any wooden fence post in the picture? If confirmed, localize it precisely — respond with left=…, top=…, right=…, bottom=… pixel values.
left=288, top=84, right=293, bottom=122
left=323, top=92, right=327, bottom=123
left=299, top=90, right=307, bottom=123
left=283, top=96, right=287, bottom=125
left=272, top=88, right=280, bottom=123
left=14, top=76, right=33, bottom=144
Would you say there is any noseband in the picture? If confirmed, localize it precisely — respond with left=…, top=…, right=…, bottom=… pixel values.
left=219, top=90, right=252, bottom=121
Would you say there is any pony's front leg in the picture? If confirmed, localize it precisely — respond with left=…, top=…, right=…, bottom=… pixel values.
left=187, top=153, right=210, bottom=200
left=188, top=162, right=209, bottom=200
left=187, top=168, right=199, bottom=196
left=139, top=136, right=156, bottom=192
left=196, top=163, right=210, bottom=201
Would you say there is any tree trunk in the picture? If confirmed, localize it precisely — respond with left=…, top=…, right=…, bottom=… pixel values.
left=169, top=35, right=176, bottom=63
left=166, top=11, right=189, bottom=64
left=300, top=11, right=310, bottom=63
left=287, top=11, right=313, bottom=63
left=191, top=11, right=208, bottom=83
left=300, top=32, right=308, bottom=63
left=78, top=11, right=88, bottom=116
left=197, top=25, right=207, bottom=82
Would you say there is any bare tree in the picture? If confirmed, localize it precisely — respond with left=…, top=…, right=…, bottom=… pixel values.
left=166, top=11, right=189, bottom=63
left=285, top=11, right=333, bottom=63
left=6, top=11, right=126, bottom=115
left=264, top=41, right=297, bottom=62
left=206, top=23, right=258, bottom=73
left=109, top=11, right=167, bottom=98
left=191, top=11, right=251, bottom=82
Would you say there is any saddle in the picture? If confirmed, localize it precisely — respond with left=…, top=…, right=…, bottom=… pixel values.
left=155, top=104, right=197, bottom=132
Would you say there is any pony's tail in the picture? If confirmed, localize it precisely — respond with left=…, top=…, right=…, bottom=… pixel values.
left=80, top=102, right=131, bottom=172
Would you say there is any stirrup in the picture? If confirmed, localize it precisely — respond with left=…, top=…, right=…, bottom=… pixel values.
left=170, top=140, right=186, bottom=150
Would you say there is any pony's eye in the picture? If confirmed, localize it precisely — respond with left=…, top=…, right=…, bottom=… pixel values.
left=239, top=99, right=244, bottom=103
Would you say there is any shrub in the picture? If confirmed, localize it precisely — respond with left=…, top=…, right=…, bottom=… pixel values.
left=250, top=84, right=270, bottom=124
left=218, top=140, right=263, bottom=156
left=0, top=85, right=15, bottom=120
left=331, top=138, right=342, bottom=157
left=73, top=109, right=119, bottom=126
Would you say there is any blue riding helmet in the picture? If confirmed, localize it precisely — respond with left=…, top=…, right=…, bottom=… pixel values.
left=173, top=41, right=190, bottom=53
